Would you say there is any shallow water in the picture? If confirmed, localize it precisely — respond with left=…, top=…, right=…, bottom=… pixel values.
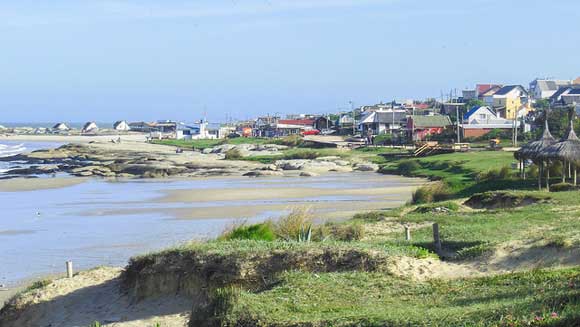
left=0, top=172, right=419, bottom=286
left=0, top=141, right=63, bottom=174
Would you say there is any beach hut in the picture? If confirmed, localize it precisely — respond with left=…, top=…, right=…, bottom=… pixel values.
left=514, top=118, right=556, bottom=188
left=82, top=122, right=99, bottom=134
left=52, top=122, right=70, bottom=131
left=539, top=119, right=580, bottom=187
left=113, top=120, right=130, bottom=131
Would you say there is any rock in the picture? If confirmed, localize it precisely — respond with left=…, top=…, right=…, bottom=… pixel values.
left=275, top=160, right=308, bottom=170
left=316, top=156, right=341, bottom=162
left=262, top=164, right=279, bottom=171
left=334, top=160, right=351, bottom=167
left=299, top=171, right=319, bottom=177
left=354, top=163, right=379, bottom=172
left=244, top=170, right=284, bottom=177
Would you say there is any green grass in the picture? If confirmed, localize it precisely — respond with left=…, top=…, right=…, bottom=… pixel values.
left=239, top=148, right=351, bottom=164
left=152, top=137, right=270, bottom=150
left=359, top=191, right=580, bottom=258
left=228, top=268, right=580, bottom=326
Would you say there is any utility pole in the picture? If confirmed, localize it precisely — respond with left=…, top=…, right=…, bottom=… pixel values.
left=350, top=101, right=355, bottom=135
left=456, top=105, right=461, bottom=144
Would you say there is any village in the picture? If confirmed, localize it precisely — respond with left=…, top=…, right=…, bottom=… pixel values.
left=4, top=77, right=579, bottom=153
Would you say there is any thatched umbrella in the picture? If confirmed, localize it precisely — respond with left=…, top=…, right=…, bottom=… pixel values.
left=540, top=119, right=580, bottom=186
left=514, top=119, right=556, bottom=188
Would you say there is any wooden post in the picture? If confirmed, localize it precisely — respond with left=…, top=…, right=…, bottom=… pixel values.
left=433, top=223, right=442, bottom=253
left=66, top=261, right=73, bottom=278
left=405, top=226, right=411, bottom=241
left=538, top=161, right=542, bottom=191
left=575, top=166, right=577, bottom=186
left=546, top=162, right=550, bottom=191
left=562, top=160, right=566, bottom=183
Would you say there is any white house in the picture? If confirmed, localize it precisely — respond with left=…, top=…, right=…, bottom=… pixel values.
left=358, top=110, right=407, bottom=135
left=81, top=122, right=98, bottom=134
left=529, top=79, right=572, bottom=100
left=52, top=122, right=70, bottom=131
left=113, top=120, right=130, bottom=131
left=462, top=106, right=527, bottom=138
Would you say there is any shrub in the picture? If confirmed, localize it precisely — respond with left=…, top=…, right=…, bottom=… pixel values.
left=476, top=166, right=513, bottom=182
left=274, top=207, right=313, bottom=241
left=283, top=150, right=319, bottom=160
left=456, top=243, right=494, bottom=260
left=219, top=222, right=276, bottom=241
left=352, top=211, right=388, bottom=222
left=314, top=223, right=365, bottom=242
left=546, top=235, right=574, bottom=248
left=272, top=135, right=304, bottom=147
left=413, top=201, right=459, bottom=213
left=397, top=160, right=420, bottom=176
left=550, top=182, right=576, bottom=192
left=411, top=182, right=451, bottom=204
left=224, top=148, right=243, bottom=160
left=25, top=279, right=52, bottom=293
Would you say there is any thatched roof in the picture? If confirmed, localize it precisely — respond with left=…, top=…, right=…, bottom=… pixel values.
left=539, top=120, right=580, bottom=163
left=514, top=119, right=556, bottom=160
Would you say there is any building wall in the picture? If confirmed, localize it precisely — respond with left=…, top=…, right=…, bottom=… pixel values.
left=463, top=128, right=497, bottom=138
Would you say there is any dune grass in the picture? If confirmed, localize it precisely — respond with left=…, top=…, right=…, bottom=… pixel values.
left=229, top=268, right=580, bottom=326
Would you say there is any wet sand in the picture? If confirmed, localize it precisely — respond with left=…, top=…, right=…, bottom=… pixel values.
left=0, top=177, right=88, bottom=192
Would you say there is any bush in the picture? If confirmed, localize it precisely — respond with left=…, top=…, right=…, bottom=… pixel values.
left=413, top=201, right=459, bottom=213
left=274, top=207, right=313, bottom=241
left=25, top=279, right=52, bottom=292
left=397, top=160, right=420, bottom=176
left=314, top=223, right=365, bottom=242
left=224, top=148, right=243, bottom=160
left=475, top=166, right=513, bottom=182
left=272, top=135, right=304, bottom=147
left=220, top=222, right=276, bottom=241
left=352, top=211, right=389, bottom=222
left=550, top=182, right=576, bottom=192
left=411, top=182, right=451, bottom=204
left=283, top=150, right=319, bottom=160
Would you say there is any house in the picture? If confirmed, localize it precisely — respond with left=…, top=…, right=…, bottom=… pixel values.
left=407, top=115, right=452, bottom=141
left=492, top=85, right=529, bottom=119
left=313, top=116, right=334, bottom=131
left=477, top=84, right=502, bottom=99
left=337, top=114, right=354, bottom=127
left=129, top=121, right=157, bottom=133
left=462, top=89, right=477, bottom=101
left=561, top=88, right=580, bottom=106
left=81, top=122, right=98, bottom=134
left=461, top=106, right=516, bottom=138
left=479, top=85, right=503, bottom=105
left=113, top=120, right=130, bottom=131
left=255, top=116, right=279, bottom=137
left=529, top=79, right=572, bottom=99
left=359, top=110, right=407, bottom=135
left=52, top=122, right=70, bottom=131
left=274, top=119, right=316, bottom=136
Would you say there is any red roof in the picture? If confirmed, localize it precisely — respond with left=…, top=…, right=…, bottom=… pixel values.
left=278, top=119, right=315, bottom=126
left=476, top=84, right=502, bottom=96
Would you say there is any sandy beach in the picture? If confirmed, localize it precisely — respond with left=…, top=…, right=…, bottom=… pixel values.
left=0, top=177, right=88, bottom=192
left=0, top=134, right=147, bottom=144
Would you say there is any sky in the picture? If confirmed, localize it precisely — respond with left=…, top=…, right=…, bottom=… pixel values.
left=0, top=0, right=578, bottom=123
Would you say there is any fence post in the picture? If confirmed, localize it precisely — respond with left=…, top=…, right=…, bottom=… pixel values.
left=433, top=223, right=442, bottom=253
left=404, top=226, right=411, bottom=241
left=66, top=261, right=73, bottom=278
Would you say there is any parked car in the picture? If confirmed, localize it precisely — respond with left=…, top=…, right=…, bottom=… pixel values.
left=301, top=129, right=320, bottom=136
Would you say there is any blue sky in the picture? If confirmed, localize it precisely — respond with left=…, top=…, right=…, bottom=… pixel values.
left=0, top=0, right=578, bottom=123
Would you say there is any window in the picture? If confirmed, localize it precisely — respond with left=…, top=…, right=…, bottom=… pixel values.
left=479, top=114, right=487, bottom=119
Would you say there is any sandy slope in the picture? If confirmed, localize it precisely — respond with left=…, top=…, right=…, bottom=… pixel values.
left=1, top=267, right=190, bottom=327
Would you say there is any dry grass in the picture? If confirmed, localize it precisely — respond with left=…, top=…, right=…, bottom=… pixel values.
left=273, top=207, right=314, bottom=241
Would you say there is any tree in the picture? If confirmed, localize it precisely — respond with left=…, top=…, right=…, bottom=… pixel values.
left=464, top=99, right=486, bottom=109
left=534, top=99, right=550, bottom=110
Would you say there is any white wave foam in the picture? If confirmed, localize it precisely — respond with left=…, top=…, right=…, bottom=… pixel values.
left=0, top=144, right=26, bottom=158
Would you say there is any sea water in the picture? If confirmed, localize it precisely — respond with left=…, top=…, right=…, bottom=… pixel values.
left=0, top=172, right=419, bottom=286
